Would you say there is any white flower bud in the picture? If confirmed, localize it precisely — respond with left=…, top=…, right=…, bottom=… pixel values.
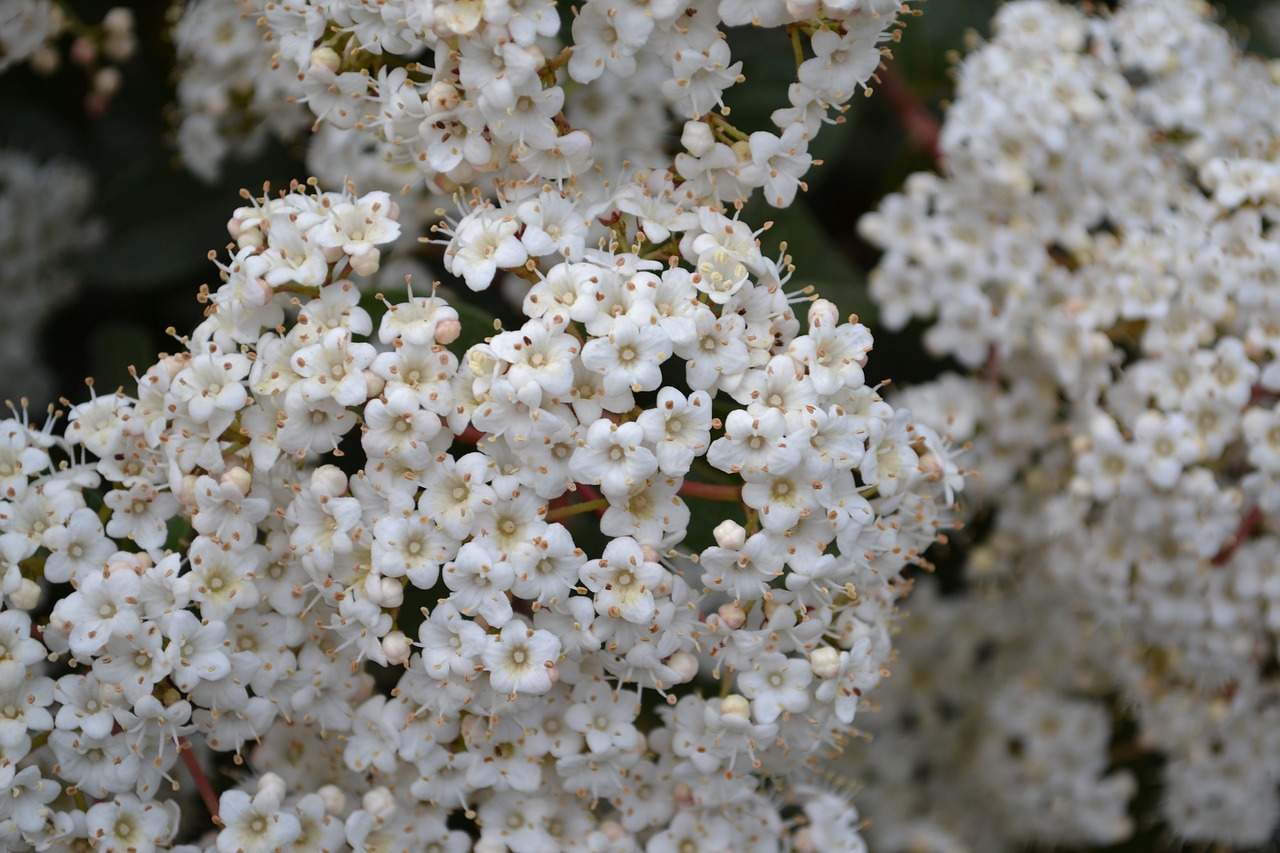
left=810, top=646, right=842, bottom=679
left=363, top=369, right=385, bottom=399
left=310, top=465, right=348, bottom=498
left=177, top=474, right=198, bottom=507
left=378, top=577, right=404, bottom=608
left=808, top=298, right=840, bottom=330
left=220, top=466, right=252, bottom=498
left=717, top=602, right=747, bottom=630
left=349, top=246, right=381, bottom=277
left=257, top=772, right=287, bottom=803
left=681, top=120, right=715, bottom=158
left=667, top=650, right=699, bottom=683
left=93, top=67, right=122, bottom=99
left=310, top=47, right=341, bottom=73
left=722, top=694, right=751, bottom=718
left=713, top=519, right=746, bottom=550
left=426, top=81, right=460, bottom=112
left=103, top=7, right=134, bottom=37
left=318, top=785, right=346, bottom=815
left=362, top=786, right=396, bottom=820
left=382, top=630, right=411, bottom=665
left=10, top=578, right=41, bottom=611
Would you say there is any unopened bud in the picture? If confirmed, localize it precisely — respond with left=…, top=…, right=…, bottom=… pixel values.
left=177, top=474, right=198, bottom=507
left=425, top=81, right=460, bottom=112
left=310, top=46, right=341, bottom=73
left=713, top=519, right=746, bottom=550
left=220, top=466, right=252, bottom=498
left=10, top=579, right=41, bottom=611
left=363, top=369, right=385, bottom=399
left=70, top=36, right=97, bottom=67
left=382, top=630, right=411, bottom=665
left=378, top=577, right=404, bottom=608
left=681, top=120, right=715, bottom=158
left=93, top=67, right=122, bottom=99
left=721, top=694, right=751, bottom=718
left=349, top=246, right=381, bottom=277
left=256, top=772, right=287, bottom=803
left=318, top=785, right=345, bottom=814
left=808, top=298, right=840, bottom=330
left=310, top=464, right=348, bottom=498
left=717, top=602, right=747, bottom=630
left=362, top=786, right=396, bottom=820
left=810, top=646, right=842, bottom=679
left=30, top=44, right=60, bottom=75
left=103, top=7, right=134, bottom=37
left=434, top=318, right=461, bottom=345
left=666, top=650, right=699, bottom=683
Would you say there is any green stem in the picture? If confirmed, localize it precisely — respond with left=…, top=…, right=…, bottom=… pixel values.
left=546, top=498, right=610, bottom=522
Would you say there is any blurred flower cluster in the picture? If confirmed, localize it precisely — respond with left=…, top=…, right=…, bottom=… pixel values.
left=856, top=0, right=1280, bottom=848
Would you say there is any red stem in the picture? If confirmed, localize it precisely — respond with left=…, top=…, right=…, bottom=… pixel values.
left=678, top=480, right=743, bottom=501
left=456, top=426, right=486, bottom=444
left=1212, top=505, right=1262, bottom=565
left=179, top=738, right=221, bottom=818
left=877, top=66, right=942, bottom=163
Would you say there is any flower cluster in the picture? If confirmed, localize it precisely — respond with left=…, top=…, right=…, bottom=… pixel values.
left=0, top=169, right=960, bottom=850
left=858, top=0, right=1280, bottom=847
left=174, top=0, right=906, bottom=207
left=0, top=150, right=101, bottom=405
left=1, top=1, right=135, bottom=107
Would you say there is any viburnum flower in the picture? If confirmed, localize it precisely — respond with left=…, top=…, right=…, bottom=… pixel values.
left=482, top=621, right=561, bottom=696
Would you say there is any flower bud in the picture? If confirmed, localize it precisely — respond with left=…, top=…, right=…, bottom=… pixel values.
left=717, top=602, right=747, bottom=630
left=667, top=650, right=699, bottom=683
left=310, top=46, right=341, bottom=73
left=93, top=67, right=122, bottom=99
left=350, top=246, right=381, bottom=277
left=426, top=81, right=460, bottom=112
left=70, top=36, right=97, bottom=67
left=721, top=694, right=751, bottom=718
left=363, top=369, right=385, bottom=399
left=220, top=466, right=252, bottom=498
left=378, top=577, right=404, bottom=608
left=10, top=578, right=41, bottom=611
left=362, top=787, right=396, bottom=820
left=713, top=519, right=746, bottom=550
left=810, top=646, right=842, bottom=679
left=103, top=7, right=134, bottom=36
left=382, top=630, right=411, bottom=665
left=808, top=298, right=840, bottom=330
left=681, top=120, right=715, bottom=158
left=434, top=318, right=461, bottom=345
left=318, top=785, right=345, bottom=814
left=310, top=464, right=348, bottom=498
left=177, top=474, right=198, bottom=507
left=30, top=45, right=59, bottom=75
left=257, top=772, right=287, bottom=803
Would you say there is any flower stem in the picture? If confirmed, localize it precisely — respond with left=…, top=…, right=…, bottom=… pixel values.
left=876, top=66, right=941, bottom=163
left=1212, top=504, right=1262, bottom=565
left=179, top=738, right=221, bottom=819
left=546, top=498, right=610, bottom=521
left=678, top=480, right=743, bottom=501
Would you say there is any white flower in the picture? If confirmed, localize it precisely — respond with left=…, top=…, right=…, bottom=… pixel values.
left=482, top=621, right=561, bottom=695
